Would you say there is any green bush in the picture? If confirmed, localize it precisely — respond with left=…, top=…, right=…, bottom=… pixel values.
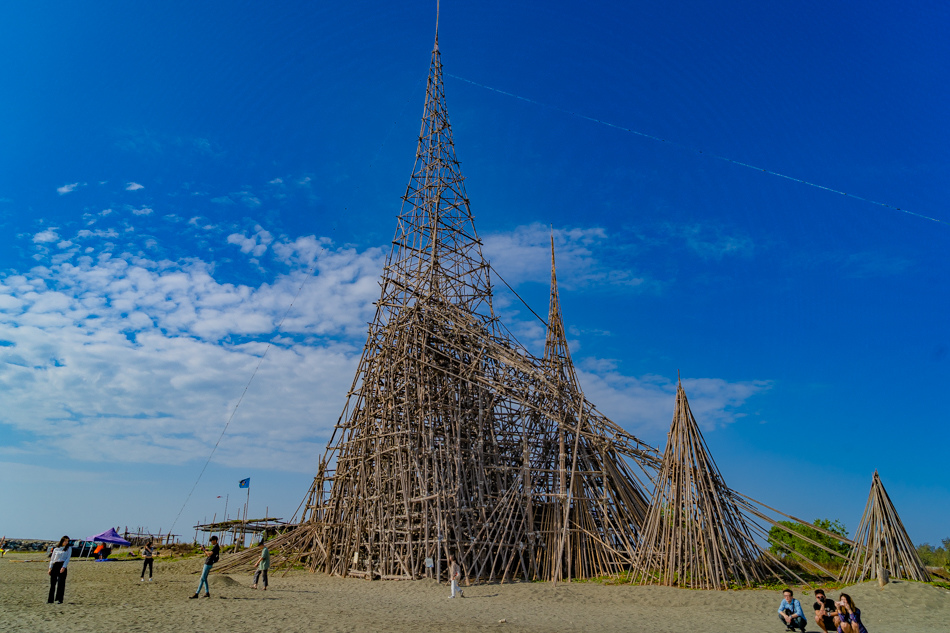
left=916, top=538, right=950, bottom=569
left=768, top=518, right=849, bottom=570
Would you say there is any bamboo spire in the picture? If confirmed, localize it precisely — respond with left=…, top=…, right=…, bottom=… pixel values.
left=631, top=379, right=774, bottom=589
left=841, top=471, right=930, bottom=583
left=528, top=236, right=652, bottom=581
left=219, top=33, right=661, bottom=583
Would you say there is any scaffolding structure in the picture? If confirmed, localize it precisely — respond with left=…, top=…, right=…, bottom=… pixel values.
left=193, top=517, right=288, bottom=547
left=218, top=31, right=658, bottom=582
left=218, top=26, right=877, bottom=590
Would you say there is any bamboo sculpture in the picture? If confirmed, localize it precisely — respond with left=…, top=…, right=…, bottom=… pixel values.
left=841, top=471, right=930, bottom=583
left=218, top=32, right=659, bottom=582
left=632, top=380, right=785, bottom=589
left=219, top=28, right=858, bottom=587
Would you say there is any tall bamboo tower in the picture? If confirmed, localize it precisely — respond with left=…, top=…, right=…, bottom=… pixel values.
left=302, top=29, right=527, bottom=581
left=218, top=26, right=660, bottom=583
left=841, top=471, right=930, bottom=583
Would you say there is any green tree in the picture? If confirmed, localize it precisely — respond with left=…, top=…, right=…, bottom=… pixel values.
left=768, top=518, right=850, bottom=569
left=916, top=538, right=950, bottom=568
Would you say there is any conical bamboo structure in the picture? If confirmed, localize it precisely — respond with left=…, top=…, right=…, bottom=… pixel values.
left=218, top=32, right=660, bottom=582
left=631, top=380, right=776, bottom=589
left=841, top=471, right=930, bottom=583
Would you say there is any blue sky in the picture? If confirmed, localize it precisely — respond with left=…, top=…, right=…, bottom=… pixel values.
left=1, top=1, right=947, bottom=546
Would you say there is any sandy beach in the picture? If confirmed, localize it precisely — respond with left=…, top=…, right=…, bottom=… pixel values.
left=2, top=553, right=948, bottom=633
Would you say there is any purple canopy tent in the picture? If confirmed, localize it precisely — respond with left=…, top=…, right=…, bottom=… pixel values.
left=80, top=528, right=131, bottom=559
left=88, top=528, right=132, bottom=545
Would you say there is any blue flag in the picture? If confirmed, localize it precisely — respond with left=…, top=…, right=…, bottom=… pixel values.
left=239, top=478, right=250, bottom=488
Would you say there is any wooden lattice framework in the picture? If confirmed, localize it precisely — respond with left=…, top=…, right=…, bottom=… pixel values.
left=219, top=32, right=659, bottom=582
left=841, top=471, right=930, bottom=583
left=217, top=27, right=868, bottom=589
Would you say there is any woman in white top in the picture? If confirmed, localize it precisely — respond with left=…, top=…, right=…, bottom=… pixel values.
left=48, top=535, right=71, bottom=604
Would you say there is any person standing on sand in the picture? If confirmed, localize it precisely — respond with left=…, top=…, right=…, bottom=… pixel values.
left=447, top=554, right=464, bottom=599
left=777, top=588, right=806, bottom=632
left=251, top=540, right=270, bottom=590
left=190, top=535, right=219, bottom=599
left=48, top=535, right=71, bottom=604
left=140, top=541, right=154, bottom=582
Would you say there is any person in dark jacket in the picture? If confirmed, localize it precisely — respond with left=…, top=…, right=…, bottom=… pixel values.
left=189, top=536, right=219, bottom=599
left=140, top=541, right=154, bottom=582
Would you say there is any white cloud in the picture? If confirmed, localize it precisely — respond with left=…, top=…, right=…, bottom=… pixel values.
left=57, top=182, right=83, bottom=195
left=577, top=364, right=771, bottom=437
left=483, top=222, right=645, bottom=289
left=0, top=230, right=386, bottom=471
left=131, top=207, right=154, bottom=216
left=268, top=178, right=284, bottom=185
left=126, top=182, right=145, bottom=191
left=227, top=226, right=273, bottom=258
left=237, top=191, right=261, bottom=207
left=660, top=222, right=753, bottom=260
left=3, top=216, right=766, bottom=481
left=33, top=229, right=60, bottom=244
left=76, top=228, right=119, bottom=239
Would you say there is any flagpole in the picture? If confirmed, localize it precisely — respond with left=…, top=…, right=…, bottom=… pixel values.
left=244, top=484, right=250, bottom=547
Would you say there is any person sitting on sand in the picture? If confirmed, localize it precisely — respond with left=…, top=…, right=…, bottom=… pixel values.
left=813, top=588, right=839, bottom=633
left=777, top=588, right=807, bottom=632
left=190, top=536, right=220, bottom=599
left=251, top=539, right=270, bottom=590
left=836, top=593, right=869, bottom=633
left=0, top=535, right=6, bottom=557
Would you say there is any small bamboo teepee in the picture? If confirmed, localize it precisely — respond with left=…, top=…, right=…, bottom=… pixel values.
left=841, top=471, right=930, bottom=583
left=631, top=379, right=776, bottom=589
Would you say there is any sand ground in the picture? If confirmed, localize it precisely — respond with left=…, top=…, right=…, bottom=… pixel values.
left=2, top=553, right=948, bottom=633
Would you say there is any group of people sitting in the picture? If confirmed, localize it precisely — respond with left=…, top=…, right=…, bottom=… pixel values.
left=778, top=588, right=868, bottom=633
